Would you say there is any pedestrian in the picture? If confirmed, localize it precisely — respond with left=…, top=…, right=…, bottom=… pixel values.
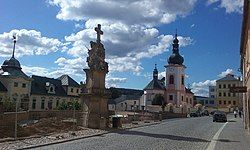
left=234, top=110, right=237, bottom=118
left=239, top=110, right=242, bottom=118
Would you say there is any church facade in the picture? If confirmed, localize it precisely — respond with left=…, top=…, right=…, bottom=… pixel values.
left=141, top=33, right=194, bottom=112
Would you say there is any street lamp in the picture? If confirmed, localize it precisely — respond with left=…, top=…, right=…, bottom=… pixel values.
left=14, top=98, right=18, bottom=140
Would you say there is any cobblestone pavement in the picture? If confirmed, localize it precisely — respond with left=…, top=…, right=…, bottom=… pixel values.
left=32, top=116, right=226, bottom=150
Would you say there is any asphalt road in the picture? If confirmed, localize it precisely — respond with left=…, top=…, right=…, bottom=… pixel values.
left=33, top=115, right=236, bottom=150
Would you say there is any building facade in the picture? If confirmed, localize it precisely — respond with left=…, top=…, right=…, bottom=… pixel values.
left=216, top=74, right=242, bottom=109
left=240, top=0, right=250, bottom=131
left=0, top=38, right=81, bottom=112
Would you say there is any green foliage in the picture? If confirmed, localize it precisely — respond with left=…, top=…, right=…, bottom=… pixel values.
left=57, top=100, right=82, bottom=110
left=2, top=97, right=15, bottom=112
left=152, top=94, right=165, bottom=106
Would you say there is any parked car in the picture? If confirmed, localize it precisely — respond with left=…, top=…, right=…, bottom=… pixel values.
left=201, top=110, right=209, bottom=116
left=190, top=111, right=201, bottom=117
left=210, top=110, right=219, bottom=115
left=213, top=111, right=227, bottom=122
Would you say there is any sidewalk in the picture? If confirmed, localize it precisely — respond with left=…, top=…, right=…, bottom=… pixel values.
left=0, top=120, right=161, bottom=150
left=213, top=114, right=250, bottom=150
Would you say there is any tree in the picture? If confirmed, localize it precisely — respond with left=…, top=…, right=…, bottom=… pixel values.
left=152, top=94, right=165, bottom=105
left=57, top=100, right=82, bottom=110
left=2, top=97, right=15, bottom=112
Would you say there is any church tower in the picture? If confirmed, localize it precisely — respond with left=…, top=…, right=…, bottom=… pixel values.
left=165, top=32, right=186, bottom=107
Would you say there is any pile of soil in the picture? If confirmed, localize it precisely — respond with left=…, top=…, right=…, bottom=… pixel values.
left=0, top=118, right=76, bottom=138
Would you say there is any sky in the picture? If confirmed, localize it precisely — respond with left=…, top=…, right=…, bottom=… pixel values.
left=0, top=0, right=244, bottom=96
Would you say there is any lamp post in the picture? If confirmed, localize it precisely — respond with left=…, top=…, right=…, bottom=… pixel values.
left=14, top=98, right=18, bottom=140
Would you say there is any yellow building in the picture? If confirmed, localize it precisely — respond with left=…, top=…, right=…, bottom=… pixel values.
left=240, top=0, right=250, bottom=131
left=216, top=74, right=242, bottom=110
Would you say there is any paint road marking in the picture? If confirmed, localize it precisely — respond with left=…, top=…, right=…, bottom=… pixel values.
left=206, top=122, right=228, bottom=150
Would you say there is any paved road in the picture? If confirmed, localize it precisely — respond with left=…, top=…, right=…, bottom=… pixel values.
left=33, top=115, right=248, bottom=150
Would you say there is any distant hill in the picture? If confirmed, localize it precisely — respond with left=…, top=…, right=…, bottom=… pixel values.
left=108, top=87, right=143, bottom=99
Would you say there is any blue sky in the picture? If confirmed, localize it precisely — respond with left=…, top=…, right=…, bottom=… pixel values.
left=0, top=0, right=244, bottom=96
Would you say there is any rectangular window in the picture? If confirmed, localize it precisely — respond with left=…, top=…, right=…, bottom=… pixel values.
left=211, top=95, right=215, bottom=98
left=223, top=84, right=226, bottom=88
left=233, top=93, right=236, bottom=97
left=205, top=100, right=208, bottom=104
left=219, top=84, right=221, bottom=89
left=14, top=82, right=18, bottom=87
left=56, top=100, right=59, bottom=107
left=228, top=93, right=231, bottom=97
left=224, top=101, right=226, bottom=105
left=233, top=101, right=236, bottom=105
left=219, top=101, right=221, bottom=105
left=41, top=99, right=45, bottom=109
left=223, top=92, right=226, bottom=97
left=181, top=76, right=184, bottom=85
left=186, top=98, right=188, bottom=102
left=76, top=89, right=79, bottom=93
left=190, top=98, right=192, bottom=104
left=228, top=84, right=231, bottom=88
left=22, top=83, right=26, bottom=88
left=210, top=88, right=215, bottom=92
left=219, top=93, right=221, bottom=97
left=71, top=88, right=74, bottom=92
left=32, top=99, right=36, bottom=109
left=228, top=101, right=231, bottom=104
left=233, top=84, right=236, bottom=87
left=169, top=95, right=173, bottom=100
left=181, top=96, right=184, bottom=101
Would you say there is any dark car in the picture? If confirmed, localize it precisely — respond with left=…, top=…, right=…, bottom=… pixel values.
left=210, top=110, right=219, bottom=115
left=190, top=112, right=198, bottom=117
left=213, top=111, right=227, bottom=122
left=201, top=110, right=209, bottom=116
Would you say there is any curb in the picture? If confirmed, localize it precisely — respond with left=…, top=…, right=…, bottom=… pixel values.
left=19, top=121, right=162, bottom=150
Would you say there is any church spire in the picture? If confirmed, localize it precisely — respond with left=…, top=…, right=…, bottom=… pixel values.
left=153, top=64, right=158, bottom=80
left=172, top=29, right=179, bottom=54
left=12, top=35, right=17, bottom=58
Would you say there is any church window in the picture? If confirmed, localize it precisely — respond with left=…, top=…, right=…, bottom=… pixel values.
left=181, top=76, right=184, bottom=85
left=169, top=75, right=174, bottom=84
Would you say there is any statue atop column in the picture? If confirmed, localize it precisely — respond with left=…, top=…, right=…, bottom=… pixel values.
left=81, top=24, right=109, bottom=129
left=87, top=24, right=108, bottom=73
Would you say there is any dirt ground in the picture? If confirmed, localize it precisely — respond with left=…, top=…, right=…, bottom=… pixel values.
left=0, top=118, right=79, bottom=139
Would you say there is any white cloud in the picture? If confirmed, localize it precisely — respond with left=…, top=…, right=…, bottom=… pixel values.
left=48, top=0, right=197, bottom=25
left=0, top=29, right=67, bottom=57
left=191, top=80, right=216, bottom=96
left=106, top=76, right=127, bottom=88
left=207, top=0, right=243, bottom=13
left=218, top=68, right=234, bottom=78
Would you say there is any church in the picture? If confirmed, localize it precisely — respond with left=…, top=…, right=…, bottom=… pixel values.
left=141, top=33, right=194, bottom=113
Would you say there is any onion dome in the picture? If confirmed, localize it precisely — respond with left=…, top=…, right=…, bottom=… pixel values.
left=168, top=32, right=184, bottom=65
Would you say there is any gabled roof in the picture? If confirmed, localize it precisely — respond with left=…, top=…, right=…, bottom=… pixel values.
left=144, top=79, right=165, bottom=90
left=31, top=75, right=72, bottom=97
left=185, top=88, right=194, bottom=94
left=0, top=81, right=7, bottom=92
left=57, top=75, right=80, bottom=87
left=217, top=74, right=239, bottom=82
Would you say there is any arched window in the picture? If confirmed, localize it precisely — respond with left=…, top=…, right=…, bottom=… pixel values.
left=181, top=76, right=184, bottom=85
left=169, top=75, right=174, bottom=84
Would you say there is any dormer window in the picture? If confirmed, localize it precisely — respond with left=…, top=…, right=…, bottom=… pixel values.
left=50, top=87, right=54, bottom=92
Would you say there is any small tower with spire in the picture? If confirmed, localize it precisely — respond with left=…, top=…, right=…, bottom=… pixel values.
left=153, top=64, right=158, bottom=80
